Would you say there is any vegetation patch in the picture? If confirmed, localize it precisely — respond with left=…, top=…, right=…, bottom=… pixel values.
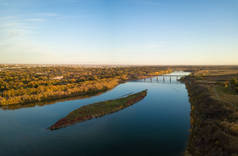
left=49, top=89, right=147, bottom=130
left=182, top=70, right=238, bottom=156
left=0, top=65, right=170, bottom=106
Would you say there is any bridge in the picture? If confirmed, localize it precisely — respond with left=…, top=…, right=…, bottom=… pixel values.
left=139, top=74, right=189, bottom=84
left=147, top=74, right=188, bottom=80
left=149, top=74, right=188, bottom=77
left=161, top=74, right=188, bottom=77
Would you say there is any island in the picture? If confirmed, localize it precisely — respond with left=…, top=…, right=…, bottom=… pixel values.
left=49, top=89, right=147, bottom=130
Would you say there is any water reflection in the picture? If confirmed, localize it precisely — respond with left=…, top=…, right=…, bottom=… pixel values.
left=0, top=90, right=107, bottom=110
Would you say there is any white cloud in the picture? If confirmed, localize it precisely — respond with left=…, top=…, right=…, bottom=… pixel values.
left=25, top=18, right=45, bottom=22
left=144, top=42, right=167, bottom=49
left=0, top=14, right=47, bottom=41
left=142, top=0, right=160, bottom=6
left=37, top=13, right=58, bottom=17
left=129, top=0, right=160, bottom=6
left=0, top=17, right=31, bottom=40
left=0, top=15, right=56, bottom=63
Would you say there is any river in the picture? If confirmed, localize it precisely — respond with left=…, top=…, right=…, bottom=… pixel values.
left=0, top=71, right=191, bottom=156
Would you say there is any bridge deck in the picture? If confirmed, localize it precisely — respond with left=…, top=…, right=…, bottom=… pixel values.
left=149, top=75, right=188, bottom=77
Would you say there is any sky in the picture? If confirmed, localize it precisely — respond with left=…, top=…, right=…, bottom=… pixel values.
left=0, top=0, right=238, bottom=65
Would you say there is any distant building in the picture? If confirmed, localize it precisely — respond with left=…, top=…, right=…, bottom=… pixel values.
left=52, top=76, right=63, bottom=80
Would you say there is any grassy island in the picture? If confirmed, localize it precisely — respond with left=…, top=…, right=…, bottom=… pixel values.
left=49, top=89, right=147, bottom=130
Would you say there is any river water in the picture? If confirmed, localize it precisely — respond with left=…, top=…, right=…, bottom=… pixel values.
left=0, top=71, right=191, bottom=156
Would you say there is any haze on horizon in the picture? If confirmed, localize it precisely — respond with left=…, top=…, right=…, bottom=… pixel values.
left=0, top=0, right=238, bottom=65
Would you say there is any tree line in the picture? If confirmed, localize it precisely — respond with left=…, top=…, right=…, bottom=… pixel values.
left=0, top=65, right=170, bottom=105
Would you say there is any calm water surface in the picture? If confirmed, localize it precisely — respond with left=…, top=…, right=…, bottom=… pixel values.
left=0, top=72, right=191, bottom=156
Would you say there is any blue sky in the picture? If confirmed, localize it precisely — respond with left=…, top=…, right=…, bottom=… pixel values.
left=0, top=0, right=238, bottom=65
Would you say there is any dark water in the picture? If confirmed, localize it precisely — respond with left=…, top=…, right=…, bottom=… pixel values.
left=0, top=72, right=191, bottom=156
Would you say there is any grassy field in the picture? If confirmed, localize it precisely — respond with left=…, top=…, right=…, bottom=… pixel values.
left=182, top=68, right=238, bottom=156
left=49, top=89, right=147, bottom=130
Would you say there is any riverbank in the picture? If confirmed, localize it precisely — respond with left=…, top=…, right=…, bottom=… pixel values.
left=182, top=70, right=238, bottom=156
left=0, top=78, right=120, bottom=106
left=0, top=68, right=170, bottom=106
left=49, top=89, right=147, bottom=130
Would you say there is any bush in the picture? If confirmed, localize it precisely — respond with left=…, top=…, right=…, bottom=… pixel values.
left=230, top=78, right=238, bottom=92
left=231, top=78, right=238, bottom=86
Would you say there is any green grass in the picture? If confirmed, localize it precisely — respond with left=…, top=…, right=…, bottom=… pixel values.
left=184, top=70, right=238, bottom=155
left=49, top=89, right=147, bottom=130
left=215, top=85, right=237, bottom=95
